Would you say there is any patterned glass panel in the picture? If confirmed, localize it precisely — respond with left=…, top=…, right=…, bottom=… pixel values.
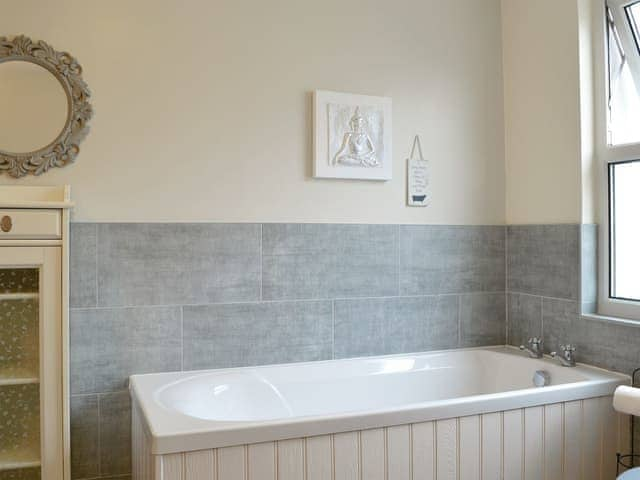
left=0, top=270, right=38, bottom=295
left=0, top=384, right=40, bottom=463
left=0, top=468, right=40, bottom=480
left=0, top=268, right=40, bottom=478
left=0, top=300, right=38, bottom=379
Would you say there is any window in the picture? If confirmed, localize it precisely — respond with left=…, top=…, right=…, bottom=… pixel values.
left=608, top=160, right=640, bottom=302
left=627, top=2, right=640, bottom=51
left=607, top=1, right=640, bottom=145
left=597, top=1, right=640, bottom=319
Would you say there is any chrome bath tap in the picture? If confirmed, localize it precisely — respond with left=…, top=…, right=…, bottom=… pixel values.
left=550, top=344, right=577, bottom=367
left=519, top=337, right=544, bottom=358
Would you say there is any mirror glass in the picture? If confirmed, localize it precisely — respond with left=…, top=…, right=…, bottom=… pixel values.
left=0, top=60, right=68, bottom=153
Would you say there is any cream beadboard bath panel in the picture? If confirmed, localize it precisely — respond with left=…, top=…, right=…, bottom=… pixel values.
left=133, top=396, right=626, bottom=480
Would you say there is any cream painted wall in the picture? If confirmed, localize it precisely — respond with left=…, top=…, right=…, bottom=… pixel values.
left=502, top=0, right=583, bottom=224
left=0, top=0, right=505, bottom=224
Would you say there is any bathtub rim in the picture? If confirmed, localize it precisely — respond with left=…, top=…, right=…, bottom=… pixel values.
left=129, top=345, right=630, bottom=455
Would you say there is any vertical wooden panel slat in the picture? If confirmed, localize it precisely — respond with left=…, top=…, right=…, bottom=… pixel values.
left=582, top=398, right=603, bottom=480
left=459, top=415, right=480, bottom=480
left=247, top=442, right=275, bottom=480
left=144, top=398, right=621, bottom=480
left=361, top=429, right=385, bottom=480
left=563, top=401, right=583, bottom=480
left=436, top=419, right=458, bottom=480
left=601, top=396, right=618, bottom=479
left=503, top=409, right=523, bottom=480
left=543, top=403, right=563, bottom=480
left=481, top=412, right=501, bottom=480
left=524, top=406, right=543, bottom=480
left=306, top=436, right=332, bottom=480
left=218, top=446, right=245, bottom=480
left=387, top=425, right=411, bottom=480
left=133, top=407, right=139, bottom=480
left=133, top=406, right=140, bottom=480
left=333, top=432, right=359, bottom=480
left=277, top=439, right=304, bottom=480
left=162, top=454, right=185, bottom=480
left=412, top=422, right=436, bottom=480
left=185, top=450, right=215, bottom=480
left=155, top=456, right=164, bottom=480
left=618, top=412, right=632, bottom=458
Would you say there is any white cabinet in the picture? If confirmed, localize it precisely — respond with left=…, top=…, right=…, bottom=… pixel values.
left=0, top=187, right=71, bottom=480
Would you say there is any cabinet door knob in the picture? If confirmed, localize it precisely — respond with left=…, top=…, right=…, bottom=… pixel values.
left=1, top=215, right=12, bottom=232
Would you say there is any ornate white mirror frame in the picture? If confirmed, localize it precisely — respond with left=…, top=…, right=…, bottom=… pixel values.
left=0, top=35, right=92, bottom=177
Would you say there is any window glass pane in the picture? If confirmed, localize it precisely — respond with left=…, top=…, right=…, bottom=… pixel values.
left=610, top=160, right=640, bottom=301
left=608, top=6, right=640, bottom=145
left=628, top=2, right=640, bottom=52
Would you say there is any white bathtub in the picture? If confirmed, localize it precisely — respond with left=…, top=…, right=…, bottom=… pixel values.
left=131, top=346, right=630, bottom=480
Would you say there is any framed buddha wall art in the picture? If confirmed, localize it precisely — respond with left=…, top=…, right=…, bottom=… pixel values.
left=313, top=90, right=392, bottom=180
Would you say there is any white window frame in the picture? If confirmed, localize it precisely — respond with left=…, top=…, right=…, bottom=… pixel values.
left=594, top=0, right=640, bottom=320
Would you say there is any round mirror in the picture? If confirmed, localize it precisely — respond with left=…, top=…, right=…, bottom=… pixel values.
left=0, top=60, right=69, bottom=153
left=0, top=35, right=92, bottom=178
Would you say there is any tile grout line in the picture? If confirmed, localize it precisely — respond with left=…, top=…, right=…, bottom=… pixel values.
left=457, top=294, right=462, bottom=347
left=540, top=296, right=544, bottom=346
left=260, top=223, right=263, bottom=302
left=505, top=226, right=509, bottom=344
left=96, top=392, right=102, bottom=477
left=397, top=224, right=401, bottom=296
left=94, top=223, right=99, bottom=308
left=71, top=389, right=129, bottom=398
left=505, top=291, right=578, bottom=303
left=180, top=306, right=184, bottom=371
left=331, top=300, right=336, bottom=360
left=68, top=291, right=510, bottom=312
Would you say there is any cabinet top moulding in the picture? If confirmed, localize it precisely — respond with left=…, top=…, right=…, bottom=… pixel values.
left=0, top=185, right=73, bottom=209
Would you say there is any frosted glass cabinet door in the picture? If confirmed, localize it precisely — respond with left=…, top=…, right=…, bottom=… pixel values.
left=0, top=248, right=63, bottom=480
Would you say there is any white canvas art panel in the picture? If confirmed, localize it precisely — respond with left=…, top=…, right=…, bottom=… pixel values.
left=314, top=90, right=392, bottom=180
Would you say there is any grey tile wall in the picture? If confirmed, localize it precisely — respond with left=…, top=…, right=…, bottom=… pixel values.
left=459, top=293, right=506, bottom=347
left=262, top=224, right=399, bottom=300
left=69, top=222, right=507, bottom=479
left=506, top=224, right=580, bottom=300
left=96, top=223, right=261, bottom=307
left=69, top=221, right=640, bottom=480
left=581, top=224, right=598, bottom=314
left=333, top=295, right=459, bottom=358
left=70, top=307, right=182, bottom=394
left=183, top=301, right=333, bottom=369
left=506, top=225, right=581, bottom=353
left=506, top=224, right=640, bottom=377
left=399, top=225, right=505, bottom=295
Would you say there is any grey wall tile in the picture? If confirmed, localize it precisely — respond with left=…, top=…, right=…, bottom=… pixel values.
left=262, top=224, right=398, bottom=300
left=183, top=301, right=333, bottom=370
left=70, top=224, right=97, bottom=308
left=70, top=395, right=99, bottom=479
left=97, top=223, right=261, bottom=307
left=334, top=295, right=459, bottom=358
left=507, top=225, right=579, bottom=300
left=507, top=293, right=542, bottom=347
left=460, top=293, right=506, bottom=347
left=567, top=316, right=640, bottom=375
left=99, top=391, right=131, bottom=476
left=399, top=226, right=505, bottom=296
left=70, top=307, right=181, bottom=394
left=542, top=297, right=579, bottom=353
left=581, top=224, right=598, bottom=306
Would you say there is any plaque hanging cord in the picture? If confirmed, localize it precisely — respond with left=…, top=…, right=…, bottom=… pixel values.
left=410, top=135, right=425, bottom=162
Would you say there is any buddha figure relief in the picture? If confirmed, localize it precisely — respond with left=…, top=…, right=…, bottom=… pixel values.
left=332, top=107, right=380, bottom=167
